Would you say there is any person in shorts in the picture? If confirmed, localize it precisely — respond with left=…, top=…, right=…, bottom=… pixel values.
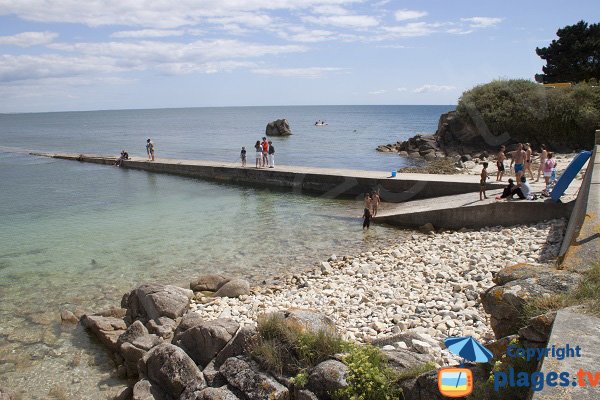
left=496, top=145, right=506, bottom=181
left=240, top=147, right=247, bottom=167
left=261, top=137, right=269, bottom=167
left=480, top=162, right=489, bottom=200
left=146, top=138, right=155, bottom=161
left=254, top=141, right=262, bottom=168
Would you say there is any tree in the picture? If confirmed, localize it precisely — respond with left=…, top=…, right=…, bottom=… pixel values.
left=535, top=20, right=600, bottom=84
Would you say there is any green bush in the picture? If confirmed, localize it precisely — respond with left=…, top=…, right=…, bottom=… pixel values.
left=334, top=344, right=402, bottom=400
left=455, top=79, right=600, bottom=148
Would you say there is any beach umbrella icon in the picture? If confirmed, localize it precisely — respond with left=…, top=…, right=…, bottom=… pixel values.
left=444, top=336, right=493, bottom=363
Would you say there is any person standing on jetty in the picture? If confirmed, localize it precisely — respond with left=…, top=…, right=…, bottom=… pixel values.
left=543, top=152, right=556, bottom=187
left=496, top=145, right=506, bottom=181
left=268, top=141, right=275, bottom=168
left=510, top=143, right=526, bottom=181
left=480, top=162, right=489, bottom=200
left=254, top=141, right=262, bottom=168
left=261, top=137, right=269, bottom=167
left=146, top=138, right=155, bottom=161
left=535, top=144, right=548, bottom=182
left=240, top=146, right=247, bottom=167
left=371, top=190, right=380, bottom=217
left=524, top=143, right=535, bottom=180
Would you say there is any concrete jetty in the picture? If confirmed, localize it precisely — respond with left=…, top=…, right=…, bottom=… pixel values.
left=31, top=151, right=504, bottom=203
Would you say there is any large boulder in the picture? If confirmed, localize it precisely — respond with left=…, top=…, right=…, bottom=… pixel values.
left=214, top=279, right=250, bottom=298
left=174, top=318, right=240, bottom=368
left=265, top=119, right=292, bottom=136
left=133, top=379, right=164, bottom=400
left=383, top=349, right=435, bottom=373
left=138, top=343, right=206, bottom=399
left=220, top=357, right=288, bottom=400
left=307, top=360, right=348, bottom=400
left=123, top=284, right=194, bottom=323
left=190, top=275, right=231, bottom=292
left=481, top=272, right=580, bottom=338
left=80, top=314, right=127, bottom=351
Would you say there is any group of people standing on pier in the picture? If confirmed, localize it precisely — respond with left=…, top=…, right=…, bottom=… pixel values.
left=242, top=137, right=275, bottom=168
left=479, top=142, right=557, bottom=201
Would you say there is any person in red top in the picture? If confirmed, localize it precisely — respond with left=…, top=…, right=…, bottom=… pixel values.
left=261, top=137, right=269, bottom=167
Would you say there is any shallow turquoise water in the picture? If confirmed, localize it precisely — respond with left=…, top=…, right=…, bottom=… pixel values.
left=0, top=105, right=446, bottom=398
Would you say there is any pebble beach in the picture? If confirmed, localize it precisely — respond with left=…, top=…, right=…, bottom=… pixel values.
left=189, top=219, right=566, bottom=366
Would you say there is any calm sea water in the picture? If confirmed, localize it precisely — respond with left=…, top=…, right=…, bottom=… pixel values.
left=0, top=105, right=452, bottom=399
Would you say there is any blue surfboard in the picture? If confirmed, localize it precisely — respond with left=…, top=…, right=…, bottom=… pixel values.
left=551, top=150, right=592, bottom=202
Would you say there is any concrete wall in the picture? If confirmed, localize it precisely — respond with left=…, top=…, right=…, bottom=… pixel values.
left=376, top=200, right=574, bottom=230
left=558, top=130, right=600, bottom=271
left=49, top=154, right=499, bottom=203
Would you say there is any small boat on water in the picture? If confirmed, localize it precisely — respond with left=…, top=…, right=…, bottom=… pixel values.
left=314, top=120, right=328, bottom=126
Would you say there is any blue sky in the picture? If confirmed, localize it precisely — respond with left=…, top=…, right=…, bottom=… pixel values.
left=0, top=0, right=598, bottom=113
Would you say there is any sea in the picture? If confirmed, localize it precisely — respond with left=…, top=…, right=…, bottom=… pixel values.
left=0, top=105, right=453, bottom=398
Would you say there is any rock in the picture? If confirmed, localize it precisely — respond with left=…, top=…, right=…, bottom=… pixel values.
left=383, top=349, right=434, bottom=372
left=485, top=335, right=519, bottom=360
left=174, top=312, right=205, bottom=338
left=481, top=272, right=580, bottom=338
left=132, top=379, right=163, bottom=400
left=460, top=154, right=472, bottom=162
left=283, top=309, right=336, bottom=334
left=411, top=339, right=432, bottom=354
left=146, top=317, right=178, bottom=339
left=214, top=279, right=250, bottom=298
left=0, top=388, right=14, bottom=400
left=418, top=223, right=435, bottom=234
left=60, top=310, right=79, bottom=324
left=190, top=275, right=231, bottom=292
left=201, top=360, right=226, bottom=387
left=81, top=314, right=127, bottom=351
left=320, top=262, right=332, bottom=275
left=493, top=263, right=550, bottom=285
left=184, top=387, right=241, bottom=400
left=214, top=325, right=256, bottom=368
left=295, top=390, right=318, bottom=400
left=114, top=386, right=133, bottom=400
left=174, top=318, right=240, bottom=368
left=118, top=320, right=149, bottom=347
left=518, top=311, right=557, bottom=344
left=138, top=343, right=206, bottom=399
left=123, top=284, right=194, bottom=323
left=265, top=119, right=292, bottom=136
left=307, top=360, right=348, bottom=399
left=220, top=357, right=289, bottom=399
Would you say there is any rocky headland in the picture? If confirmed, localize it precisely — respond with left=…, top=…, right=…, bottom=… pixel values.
left=36, top=217, right=587, bottom=400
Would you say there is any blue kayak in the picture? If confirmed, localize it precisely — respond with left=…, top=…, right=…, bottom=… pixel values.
left=551, top=150, right=592, bottom=202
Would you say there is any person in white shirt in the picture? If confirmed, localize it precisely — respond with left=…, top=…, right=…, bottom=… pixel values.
left=510, top=176, right=531, bottom=199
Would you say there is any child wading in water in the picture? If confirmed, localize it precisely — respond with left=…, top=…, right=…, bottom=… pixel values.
left=480, top=162, right=489, bottom=200
left=363, top=193, right=372, bottom=229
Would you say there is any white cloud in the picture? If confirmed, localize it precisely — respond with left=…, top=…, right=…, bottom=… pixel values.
left=461, top=17, right=503, bottom=28
left=0, top=31, right=58, bottom=47
left=397, top=87, right=407, bottom=92
left=394, top=9, right=427, bottom=21
left=0, top=54, right=123, bottom=83
left=382, top=22, right=439, bottom=37
left=0, top=1, right=363, bottom=28
left=369, top=89, right=387, bottom=95
left=413, top=84, right=456, bottom=93
left=311, top=5, right=350, bottom=15
left=111, top=29, right=185, bottom=38
left=279, top=28, right=337, bottom=43
left=251, top=67, right=344, bottom=78
left=302, top=15, right=379, bottom=29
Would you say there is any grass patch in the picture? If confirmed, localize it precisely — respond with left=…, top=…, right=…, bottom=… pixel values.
left=397, top=157, right=459, bottom=175
left=251, top=313, right=345, bottom=375
left=524, top=262, right=600, bottom=319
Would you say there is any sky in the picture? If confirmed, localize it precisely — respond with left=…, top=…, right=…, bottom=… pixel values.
left=0, top=0, right=598, bottom=113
